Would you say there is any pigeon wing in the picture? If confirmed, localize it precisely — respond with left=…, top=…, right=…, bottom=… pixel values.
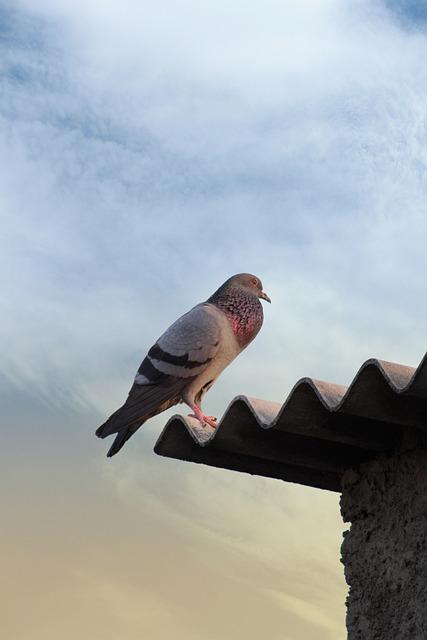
left=96, top=303, right=221, bottom=438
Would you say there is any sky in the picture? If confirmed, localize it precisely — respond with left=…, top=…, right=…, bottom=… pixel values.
left=2, top=1, right=427, bottom=638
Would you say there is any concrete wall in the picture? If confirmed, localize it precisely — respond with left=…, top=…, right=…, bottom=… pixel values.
left=340, top=448, right=427, bottom=639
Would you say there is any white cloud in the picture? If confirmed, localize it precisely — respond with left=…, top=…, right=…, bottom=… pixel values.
left=2, top=0, right=427, bottom=407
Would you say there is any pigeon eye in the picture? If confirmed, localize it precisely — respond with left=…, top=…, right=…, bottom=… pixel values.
left=251, top=278, right=258, bottom=286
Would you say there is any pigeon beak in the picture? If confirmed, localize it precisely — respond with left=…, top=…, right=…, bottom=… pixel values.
left=259, top=291, right=271, bottom=303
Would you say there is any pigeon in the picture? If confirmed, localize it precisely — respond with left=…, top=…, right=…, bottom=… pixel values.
left=96, top=273, right=271, bottom=457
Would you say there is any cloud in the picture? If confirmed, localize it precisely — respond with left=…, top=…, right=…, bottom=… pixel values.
left=2, top=1, right=427, bottom=414
left=2, top=0, right=427, bottom=458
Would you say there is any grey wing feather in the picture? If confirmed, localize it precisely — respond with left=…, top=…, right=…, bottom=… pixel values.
left=148, top=303, right=221, bottom=376
left=96, top=304, right=222, bottom=439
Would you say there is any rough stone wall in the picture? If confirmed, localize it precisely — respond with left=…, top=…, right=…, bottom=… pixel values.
left=341, top=448, right=427, bottom=640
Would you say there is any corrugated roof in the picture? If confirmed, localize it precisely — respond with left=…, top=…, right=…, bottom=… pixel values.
left=154, top=355, right=427, bottom=492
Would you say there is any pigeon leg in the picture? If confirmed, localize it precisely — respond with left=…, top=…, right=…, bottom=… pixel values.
left=188, top=404, right=218, bottom=428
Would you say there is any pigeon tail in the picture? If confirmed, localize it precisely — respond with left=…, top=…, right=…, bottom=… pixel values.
left=96, top=406, right=133, bottom=439
left=96, top=381, right=186, bottom=455
left=106, top=426, right=139, bottom=457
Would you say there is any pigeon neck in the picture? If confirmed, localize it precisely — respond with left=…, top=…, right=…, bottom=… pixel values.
left=208, top=285, right=263, bottom=348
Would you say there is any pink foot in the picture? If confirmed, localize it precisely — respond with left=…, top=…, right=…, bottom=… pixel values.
left=188, top=405, right=218, bottom=428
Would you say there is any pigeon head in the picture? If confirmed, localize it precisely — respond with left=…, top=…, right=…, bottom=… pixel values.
left=220, top=273, right=271, bottom=303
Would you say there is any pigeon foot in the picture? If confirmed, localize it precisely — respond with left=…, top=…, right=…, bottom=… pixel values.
left=188, top=405, right=218, bottom=428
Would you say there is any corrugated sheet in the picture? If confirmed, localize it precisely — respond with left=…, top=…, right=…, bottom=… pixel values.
left=154, top=355, right=427, bottom=492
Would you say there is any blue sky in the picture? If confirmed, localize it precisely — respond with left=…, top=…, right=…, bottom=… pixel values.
left=385, top=0, right=427, bottom=24
left=2, top=1, right=427, bottom=638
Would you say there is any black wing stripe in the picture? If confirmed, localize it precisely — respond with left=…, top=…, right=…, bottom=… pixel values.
left=148, top=342, right=213, bottom=369
left=138, top=356, right=167, bottom=382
